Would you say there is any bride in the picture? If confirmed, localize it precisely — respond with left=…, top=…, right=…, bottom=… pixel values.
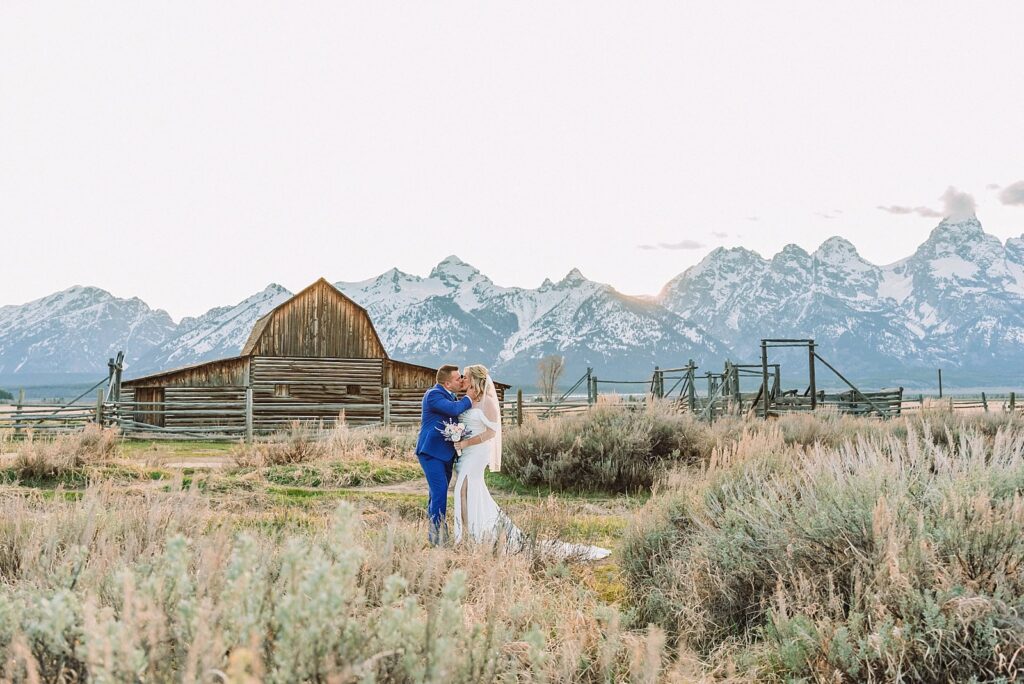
left=451, top=364, right=610, bottom=560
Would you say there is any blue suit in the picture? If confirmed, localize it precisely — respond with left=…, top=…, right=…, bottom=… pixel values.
left=416, top=384, right=472, bottom=544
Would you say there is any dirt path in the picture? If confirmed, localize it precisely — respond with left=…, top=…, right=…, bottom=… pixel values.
left=161, top=459, right=231, bottom=469
left=358, top=479, right=428, bottom=494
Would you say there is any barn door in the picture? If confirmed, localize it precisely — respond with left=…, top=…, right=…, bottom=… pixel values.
left=134, top=387, right=165, bottom=427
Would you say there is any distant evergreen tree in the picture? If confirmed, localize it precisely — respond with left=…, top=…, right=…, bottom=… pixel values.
left=0, top=388, right=12, bottom=402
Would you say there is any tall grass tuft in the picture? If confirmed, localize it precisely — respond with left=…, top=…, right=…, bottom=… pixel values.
left=11, top=424, right=119, bottom=481
left=621, top=421, right=1024, bottom=680
left=230, top=421, right=327, bottom=467
left=231, top=422, right=420, bottom=469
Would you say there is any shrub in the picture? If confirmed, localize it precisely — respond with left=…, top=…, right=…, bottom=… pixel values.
left=11, top=424, right=119, bottom=481
left=620, top=421, right=1024, bottom=680
left=231, top=421, right=327, bottom=467
left=502, top=402, right=710, bottom=493
left=325, top=424, right=417, bottom=460
left=0, top=492, right=655, bottom=682
left=232, top=423, right=420, bottom=470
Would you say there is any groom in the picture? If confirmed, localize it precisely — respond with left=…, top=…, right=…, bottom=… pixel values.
left=416, top=364, right=473, bottom=545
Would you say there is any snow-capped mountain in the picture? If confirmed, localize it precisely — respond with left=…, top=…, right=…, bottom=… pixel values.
left=2, top=215, right=1023, bottom=390
left=335, top=256, right=722, bottom=381
left=0, top=286, right=176, bottom=376
left=658, top=216, right=1024, bottom=377
left=133, top=284, right=293, bottom=373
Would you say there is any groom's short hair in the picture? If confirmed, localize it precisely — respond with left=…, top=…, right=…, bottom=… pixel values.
left=436, top=364, right=459, bottom=384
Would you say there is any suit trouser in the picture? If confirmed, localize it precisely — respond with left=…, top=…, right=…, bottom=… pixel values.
left=418, top=453, right=453, bottom=544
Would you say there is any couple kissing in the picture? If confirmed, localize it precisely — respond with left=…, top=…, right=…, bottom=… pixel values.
left=415, top=363, right=610, bottom=560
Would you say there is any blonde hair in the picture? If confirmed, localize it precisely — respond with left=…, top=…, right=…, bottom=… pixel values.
left=463, top=364, right=489, bottom=396
left=436, top=364, right=459, bottom=385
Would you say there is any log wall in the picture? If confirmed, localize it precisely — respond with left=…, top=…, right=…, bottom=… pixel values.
left=251, top=356, right=384, bottom=429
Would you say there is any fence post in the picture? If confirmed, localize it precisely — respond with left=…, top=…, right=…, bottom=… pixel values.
left=95, top=388, right=104, bottom=425
left=382, top=387, right=391, bottom=427
left=1010, top=392, right=1016, bottom=413
left=245, top=387, right=254, bottom=442
left=981, top=391, right=988, bottom=412
left=652, top=366, right=660, bottom=399
left=586, top=368, right=594, bottom=404
left=937, top=369, right=943, bottom=398
left=687, top=361, right=696, bottom=413
left=14, top=389, right=24, bottom=437
left=760, top=341, right=769, bottom=419
left=592, top=376, right=598, bottom=403
left=808, top=341, right=817, bottom=411
left=516, top=389, right=523, bottom=426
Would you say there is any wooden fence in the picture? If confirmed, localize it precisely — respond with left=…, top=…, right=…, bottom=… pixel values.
left=2, top=374, right=1021, bottom=440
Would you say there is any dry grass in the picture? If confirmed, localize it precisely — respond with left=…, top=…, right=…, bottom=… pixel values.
left=3, top=410, right=1024, bottom=681
left=9, top=424, right=119, bottom=481
left=621, top=418, right=1024, bottom=681
left=231, top=422, right=419, bottom=469
left=0, top=485, right=664, bottom=682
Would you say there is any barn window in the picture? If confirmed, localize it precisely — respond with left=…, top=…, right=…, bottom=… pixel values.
left=274, top=384, right=290, bottom=397
left=347, top=385, right=361, bottom=395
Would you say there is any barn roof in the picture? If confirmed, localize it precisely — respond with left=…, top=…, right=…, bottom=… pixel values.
left=122, top=355, right=248, bottom=387
left=240, top=278, right=389, bottom=358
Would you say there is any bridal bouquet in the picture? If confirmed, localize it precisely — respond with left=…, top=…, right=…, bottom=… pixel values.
left=437, top=421, right=471, bottom=443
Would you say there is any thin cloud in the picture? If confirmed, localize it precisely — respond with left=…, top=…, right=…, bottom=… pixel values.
left=637, top=239, right=706, bottom=251
left=987, top=183, right=1002, bottom=190
left=877, top=204, right=943, bottom=218
left=658, top=240, right=705, bottom=250
left=877, top=187, right=975, bottom=220
left=998, top=180, right=1024, bottom=206
left=815, top=210, right=841, bottom=220
left=711, top=231, right=728, bottom=238
left=744, top=216, right=759, bottom=222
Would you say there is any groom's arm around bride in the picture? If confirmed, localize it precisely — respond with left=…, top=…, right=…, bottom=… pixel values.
left=416, top=364, right=473, bottom=545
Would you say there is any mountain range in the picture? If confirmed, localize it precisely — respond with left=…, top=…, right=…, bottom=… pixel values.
left=2, top=215, right=1023, bottom=394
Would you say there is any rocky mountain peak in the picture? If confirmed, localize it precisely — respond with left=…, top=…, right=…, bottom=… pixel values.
left=429, top=255, right=481, bottom=282
left=814, top=236, right=859, bottom=259
left=924, top=215, right=984, bottom=247
left=558, top=268, right=588, bottom=287
left=771, top=244, right=811, bottom=269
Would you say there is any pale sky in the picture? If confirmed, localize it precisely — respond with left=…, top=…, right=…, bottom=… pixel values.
left=2, top=2, right=1023, bottom=321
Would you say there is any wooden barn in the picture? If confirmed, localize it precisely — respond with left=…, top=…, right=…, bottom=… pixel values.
left=119, top=279, right=508, bottom=437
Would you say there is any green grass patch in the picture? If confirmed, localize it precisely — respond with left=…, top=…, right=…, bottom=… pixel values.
left=486, top=470, right=649, bottom=507
left=258, top=459, right=421, bottom=488
left=0, top=463, right=170, bottom=489
left=119, top=439, right=235, bottom=456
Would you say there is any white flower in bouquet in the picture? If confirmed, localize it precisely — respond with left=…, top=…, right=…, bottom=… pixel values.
left=437, top=421, right=470, bottom=443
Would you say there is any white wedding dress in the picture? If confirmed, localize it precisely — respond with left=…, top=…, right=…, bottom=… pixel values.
left=452, top=382, right=610, bottom=561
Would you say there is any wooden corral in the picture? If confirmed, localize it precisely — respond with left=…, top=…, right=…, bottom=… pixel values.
left=119, top=279, right=507, bottom=437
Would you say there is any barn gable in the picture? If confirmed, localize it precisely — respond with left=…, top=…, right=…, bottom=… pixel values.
left=241, top=278, right=388, bottom=359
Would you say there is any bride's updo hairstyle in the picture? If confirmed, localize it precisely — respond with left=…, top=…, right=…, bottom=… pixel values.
left=463, top=364, right=489, bottom=397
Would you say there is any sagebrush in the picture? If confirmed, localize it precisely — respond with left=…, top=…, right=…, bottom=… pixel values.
left=621, top=420, right=1024, bottom=681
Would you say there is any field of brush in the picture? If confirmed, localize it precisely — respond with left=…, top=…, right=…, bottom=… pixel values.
left=1, top=404, right=1022, bottom=682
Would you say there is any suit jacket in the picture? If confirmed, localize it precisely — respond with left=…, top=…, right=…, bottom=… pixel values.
left=416, top=384, right=473, bottom=462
